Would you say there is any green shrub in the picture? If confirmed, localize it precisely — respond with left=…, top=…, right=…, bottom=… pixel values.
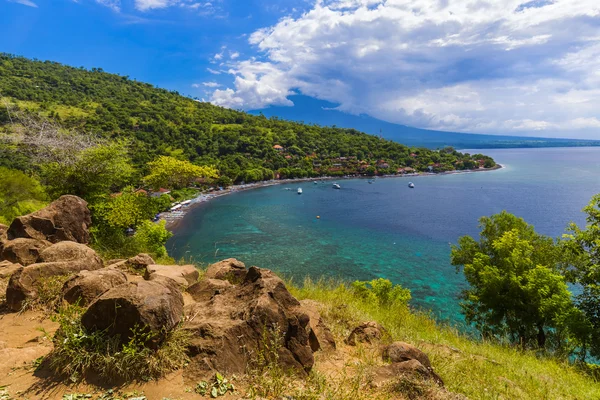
left=351, top=278, right=411, bottom=307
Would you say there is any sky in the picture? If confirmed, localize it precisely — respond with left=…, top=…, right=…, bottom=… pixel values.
left=1, top=0, right=600, bottom=139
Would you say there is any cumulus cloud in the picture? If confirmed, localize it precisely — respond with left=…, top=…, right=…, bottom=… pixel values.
left=209, top=0, right=600, bottom=136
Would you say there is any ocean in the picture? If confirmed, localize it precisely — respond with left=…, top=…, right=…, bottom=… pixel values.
left=168, top=147, right=600, bottom=326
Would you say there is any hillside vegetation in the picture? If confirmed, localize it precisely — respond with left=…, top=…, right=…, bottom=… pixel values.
left=0, top=53, right=494, bottom=180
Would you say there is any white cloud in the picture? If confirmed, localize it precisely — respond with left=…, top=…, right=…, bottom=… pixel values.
left=230, top=51, right=240, bottom=60
left=95, top=0, right=120, bottom=11
left=207, top=68, right=222, bottom=75
left=8, top=0, right=38, bottom=7
left=209, top=0, right=600, bottom=137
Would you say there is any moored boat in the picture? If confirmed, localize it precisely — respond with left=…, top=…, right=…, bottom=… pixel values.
left=408, top=182, right=415, bottom=188
left=297, top=188, right=303, bottom=194
left=333, top=183, right=341, bottom=189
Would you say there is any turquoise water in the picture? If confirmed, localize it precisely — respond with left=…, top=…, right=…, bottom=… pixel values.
left=168, top=147, right=600, bottom=326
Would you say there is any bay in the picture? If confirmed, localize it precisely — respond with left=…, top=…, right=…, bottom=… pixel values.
left=168, top=147, right=600, bottom=325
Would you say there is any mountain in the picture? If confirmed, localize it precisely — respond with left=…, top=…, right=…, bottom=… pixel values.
left=251, top=95, right=600, bottom=149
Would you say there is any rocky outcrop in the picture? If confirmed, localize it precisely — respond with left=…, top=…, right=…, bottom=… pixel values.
left=204, top=258, right=247, bottom=283
left=1, top=238, right=52, bottom=266
left=145, top=264, right=199, bottom=289
left=375, top=342, right=444, bottom=386
left=345, top=321, right=389, bottom=346
left=0, top=261, right=22, bottom=279
left=81, top=279, right=184, bottom=348
left=183, top=264, right=327, bottom=377
left=62, top=269, right=128, bottom=306
left=5, top=243, right=103, bottom=311
left=107, top=254, right=155, bottom=273
left=7, top=195, right=91, bottom=244
left=300, top=299, right=336, bottom=352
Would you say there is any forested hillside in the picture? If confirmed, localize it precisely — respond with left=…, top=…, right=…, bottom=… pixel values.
left=0, top=53, right=494, bottom=180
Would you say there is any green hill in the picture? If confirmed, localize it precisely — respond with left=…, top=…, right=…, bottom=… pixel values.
left=0, top=53, right=494, bottom=180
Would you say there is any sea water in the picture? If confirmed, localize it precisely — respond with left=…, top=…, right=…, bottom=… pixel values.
left=168, top=147, right=600, bottom=326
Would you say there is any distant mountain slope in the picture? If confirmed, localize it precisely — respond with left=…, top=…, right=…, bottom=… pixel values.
left=252, top=96, right=600, bottom=149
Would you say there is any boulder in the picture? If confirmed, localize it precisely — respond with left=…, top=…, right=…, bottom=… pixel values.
left=38, top=241, right=102, bottom=265
left=0, top=261, right=23, bottom=279
left=383, top=342, right=431, bottom=369
left=187, top=278, right=234, bottom=302
left=184, top=265, right=316, bottom=377
left=375, top=359, right=444, bottom=387
left=62, top=269, right=128, bottom=306
left=126, top=254, right=155, bottom=270
left=0, top=224, right=7, bottom=256
left=345, top=321, right=389, bottom=346
left=300, top=299, right=336, bottom=352
left=5, top=244, right=103, bottom=311
left=81, top=280, right=184, bottom=348
left=1, top=238, right=52, bottom=266
left=145, top=264, right=199, bottom=289
left=7, top=195, right=91, bottom=244
left=205, top=258, right=247, bottom=284
left=374, top=359, right=444, bottom=386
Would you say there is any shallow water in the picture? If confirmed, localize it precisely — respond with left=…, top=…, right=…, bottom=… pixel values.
left=168, top=147, right=600, bottom=326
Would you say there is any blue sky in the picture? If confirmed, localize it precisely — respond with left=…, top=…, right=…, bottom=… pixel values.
left=2, top=0, right=600, bottom=139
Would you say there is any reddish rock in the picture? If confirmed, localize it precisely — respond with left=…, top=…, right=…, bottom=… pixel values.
left=205, top=258, right=247, bottom=283
left=62, top=269, right=128, bottom=306
left=145, top=264, right=199, bottom=289
left=184, top=265, right=315, bottom=377
left=7, top=195, right=91, bottom=244
left=5, top=244, right=103, bottom=311
left=300, top=299, right=336, bottom=352
left=1, top=238, right=52, bottom=266
left=81, top=280, right=184, bottom=347
left=383, top=342, right=432, bottom=369
left=345, top=321, right=389, bottom=346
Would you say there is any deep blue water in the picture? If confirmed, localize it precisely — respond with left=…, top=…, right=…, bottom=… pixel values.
left=168, top=148, right=600, bottom=326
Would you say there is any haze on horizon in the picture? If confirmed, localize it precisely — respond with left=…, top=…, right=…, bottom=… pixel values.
left=2, top=0, right=600, bottom=140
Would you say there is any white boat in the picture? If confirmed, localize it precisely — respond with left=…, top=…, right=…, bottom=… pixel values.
left=297, top=188, right=303, bottom=194
left=180, top=200, right=192, bottom=206
left=408, top=182, right=415, bottom=188
left=333, top=183, right=341, bottom=189
left=314, top=181, right=318, bottom=184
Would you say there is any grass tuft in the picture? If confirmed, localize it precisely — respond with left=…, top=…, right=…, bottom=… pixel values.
left=45, top=304, right=190, bottom=383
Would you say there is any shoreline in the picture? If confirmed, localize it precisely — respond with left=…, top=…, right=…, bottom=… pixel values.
left=161, top=164, right=504, bottom=230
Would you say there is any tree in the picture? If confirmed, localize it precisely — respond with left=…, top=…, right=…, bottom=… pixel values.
left=561, top=194, right=600, bottom=359
left=40, top=142, right=134, bottom=200
left=144, top=156, right=218, bottom=190
left=0, top=167, right=46, bottom=224
left=451, top=211, right=575, bottom=349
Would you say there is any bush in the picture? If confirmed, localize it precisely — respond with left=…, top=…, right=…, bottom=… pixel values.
left=46, top=304, right=190, bottom=383
left=351, top=278, right=411, bottom=308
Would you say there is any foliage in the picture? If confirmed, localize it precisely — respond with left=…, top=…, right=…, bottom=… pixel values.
left=91, top=220, right=172, bottom=260
left=0, top=54, right=495, bottom=180
left=20, top=274, right=72, bottom=313
left=0, top=167, right=46, bottom=224
left=92, top=188, right=167, bottom=230
left=560, top=193, right=600, bottom=359
left=47, top=304, right=190, bottom=383
left=40, top=141, right=134, bottom=200
left=351, top=278, right=411, bottom=307
left=194, top=373, right=235, bottom=398
left=144, top=156, right=217, bottom=190
left=451, top=211, right=576, bottom=350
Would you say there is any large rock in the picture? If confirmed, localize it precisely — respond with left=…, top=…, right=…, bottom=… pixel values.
left=300, top=300, right=336, bottom=352
left=383, top=342, right=432, bottom=369
left=108, top=254, right=155, bottom=273
left=5, top=243, right=103, bottom=311
left=7, top=195, right=91, bottom=244
left=184, top=265, right=317, bottom=377
left=0, top=224, right=7, bottom=256
left=1, top=238, right=51, bottom=266
left=62, top=269, right=128, bottom=306
left=0, top=261, right=22, bottom=279
left=205, top=258, right=247, bottom=284
left=81, top=280, right=184, bottom=347
left=145, top=264, right=199, bottom=289
left=345, top=321, right=389, bottom=346
left=374, top=359, right=444, bottom=387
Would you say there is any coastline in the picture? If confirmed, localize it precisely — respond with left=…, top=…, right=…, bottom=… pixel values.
left=161, top=164, right=504, bottom=230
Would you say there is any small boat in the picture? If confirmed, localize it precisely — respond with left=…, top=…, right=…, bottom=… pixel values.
left=314, top=181, right=318, bottom=184
left=368, top=180, right=374, bottom=184
left=297, top=188, right=303, bottom=194
left=408, top=182, right=415, bottom=188
left=333, top=183, right=341, bottom=189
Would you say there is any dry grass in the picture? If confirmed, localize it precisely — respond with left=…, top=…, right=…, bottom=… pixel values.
left=287, top=278, right=600, bottom=400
